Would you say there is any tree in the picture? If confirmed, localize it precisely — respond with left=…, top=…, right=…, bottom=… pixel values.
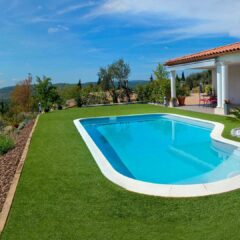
left=109, top=59, right=131, bottom=102
left=77, top=79, right=82, bottom=89
left=35, top=76, right=60, bottom=110
left=97, top=76, right=101, bottom=85
left=98, top=67, right=117, bottom=103
left=97, top=59, right=131, bottom=103
left=181, top=72, right=186, bottom=81
left=176, top=74, right=181, bottom=83
left=75, top=94, right=82, bottom=107
left=11, top=75, right=33, bottom=112
left=185, top=70, right=211, bottom=90
left=150, top=75, right=153, bottom=82
left=153, top=64, right=168, bottom=80
left=58, top=85, right=79, bottom=102
left=0, top=100, right=9, bottom=116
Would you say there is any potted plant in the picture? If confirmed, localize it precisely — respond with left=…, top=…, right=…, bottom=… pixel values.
left=177, top=85, right=189, bottom=106
left=224, top=99, right=231, bottom=115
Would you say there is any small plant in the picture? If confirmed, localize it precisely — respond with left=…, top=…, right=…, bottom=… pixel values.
left=232, top=107, right=240, bottom=120
left=0, top=135, right=15, bottom=155
left=204, top=84, right=212, bottom=95
left=176, top=84, right=190, bottom=97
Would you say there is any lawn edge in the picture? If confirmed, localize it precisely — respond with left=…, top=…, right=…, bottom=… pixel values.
left=0, top=114, right=40, bottom=234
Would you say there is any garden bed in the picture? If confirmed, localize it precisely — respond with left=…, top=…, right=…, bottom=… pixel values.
left=0, top=120, right=35, bottom=211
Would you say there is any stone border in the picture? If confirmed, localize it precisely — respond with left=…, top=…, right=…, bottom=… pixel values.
left=0, top=115, right=40, bottom=233
left=74, top=113, right=240, bottom=198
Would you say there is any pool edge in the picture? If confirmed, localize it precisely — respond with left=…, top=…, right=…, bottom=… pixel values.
left=73, top=113, right=240, bottom=198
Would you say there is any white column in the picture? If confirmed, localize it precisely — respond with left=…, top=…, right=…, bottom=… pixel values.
left=216, top=64, right=222, bottom=108
left=212, top=68, right=217, bottom=94
left=221, top=63, right=229, bottom=106
left=170, top=70, right=176, bottom=99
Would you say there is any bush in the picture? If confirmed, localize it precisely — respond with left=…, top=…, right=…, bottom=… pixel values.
left=204, top=84, right=212, bottom=95
left=17, top=122, right=26, bottom=131
left=80, top=86, right=109, bottom=105
left=232, top=107, right=240, bottom=120
left=75, top=94, right=83, bottom=107
left=176, top=83, right=190, bottom=97
left=136, top=79, right=170, bottom=103
left=0, top=135, right=15, bottom=155
left=192, top=87, right=199, bottom=93
left=3, top=111, right=26, bottom=127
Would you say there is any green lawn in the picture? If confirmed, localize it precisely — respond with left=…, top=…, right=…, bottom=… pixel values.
left=2, top=104, right=240, bottom=240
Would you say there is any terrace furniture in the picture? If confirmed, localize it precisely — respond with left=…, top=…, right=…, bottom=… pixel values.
left=199, top=95, right=208, bottom=106
left=206, top=96, right=217, bottom=107
left=199, top=95, right=217, bottom=108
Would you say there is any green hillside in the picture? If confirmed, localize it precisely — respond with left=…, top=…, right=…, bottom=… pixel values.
left=0, top=80, right=149, bottom=100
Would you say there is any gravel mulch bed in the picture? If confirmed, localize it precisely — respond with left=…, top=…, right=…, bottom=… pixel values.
left=0, top=121, right=35, bottom=211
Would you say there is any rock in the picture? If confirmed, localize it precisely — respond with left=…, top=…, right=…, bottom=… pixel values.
left=231, top=128, right=240, bottom=138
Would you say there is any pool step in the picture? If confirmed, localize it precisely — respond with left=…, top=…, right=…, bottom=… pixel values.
left=169, top=146, right=215, bottom=170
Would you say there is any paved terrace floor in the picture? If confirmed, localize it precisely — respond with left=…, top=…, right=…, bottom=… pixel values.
left=178, top=105, right=216, bottom=114
left=179, top=93, right=216, bottom=115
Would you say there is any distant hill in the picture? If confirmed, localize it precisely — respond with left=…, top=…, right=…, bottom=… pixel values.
left=0, top=80, right=149, bottom=100
left=128, top=80, right=149, bottom=88
left=0, top=86, right=15, bottom=100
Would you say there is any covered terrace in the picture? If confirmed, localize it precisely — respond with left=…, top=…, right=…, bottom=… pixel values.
left=165, top=42, right=240, bottom=115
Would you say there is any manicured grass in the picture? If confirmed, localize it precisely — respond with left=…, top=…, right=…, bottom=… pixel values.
left=2, top=104, right=240, bottom=240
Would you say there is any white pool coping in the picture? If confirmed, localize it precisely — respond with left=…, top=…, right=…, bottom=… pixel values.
left=74, top=113, right=240, bottom=198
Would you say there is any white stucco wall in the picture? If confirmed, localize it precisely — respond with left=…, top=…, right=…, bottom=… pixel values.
left=228, top=65, right=240, bottom=104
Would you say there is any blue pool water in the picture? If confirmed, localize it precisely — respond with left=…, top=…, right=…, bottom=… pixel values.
left=81, top=114, right=240, bottom=185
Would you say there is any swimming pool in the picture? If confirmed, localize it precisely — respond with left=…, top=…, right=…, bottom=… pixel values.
left=74, top=114, right=240, bottom=197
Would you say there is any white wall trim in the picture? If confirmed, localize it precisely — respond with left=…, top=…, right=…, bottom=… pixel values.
left=74, top=113, right=240, bottom=198
left=166, top=59, right=216, bottom=71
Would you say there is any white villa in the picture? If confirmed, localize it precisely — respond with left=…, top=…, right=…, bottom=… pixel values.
left=165, top=42, right=240, bottom=115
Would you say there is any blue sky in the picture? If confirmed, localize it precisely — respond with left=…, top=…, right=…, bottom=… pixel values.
left=0, top=0, right=240, bottom=87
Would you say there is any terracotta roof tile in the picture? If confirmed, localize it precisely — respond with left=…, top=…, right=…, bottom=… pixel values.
left=165, top=42, right=240, bottom=66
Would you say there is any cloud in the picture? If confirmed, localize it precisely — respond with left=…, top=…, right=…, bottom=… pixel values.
left=87, top=0, right=240, bottom=40
left=48, top=25, right=69, bottom=33
left=57, top=1, right=95, bottom=15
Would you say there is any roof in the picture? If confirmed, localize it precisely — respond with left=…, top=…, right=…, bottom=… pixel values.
left=165, top=42, right=240, bottom=66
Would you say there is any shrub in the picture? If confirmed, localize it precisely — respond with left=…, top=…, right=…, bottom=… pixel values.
left=136, top=79, right=170, bottom=104
left=136, top=85, right=151, bottom=102
left=3, top=111, right=26, bottom=127
left=0, top=135, right=15, bottom=155
left=17, top=122, right=26, bottom=131
left=75, top=94, right=83, bottom=107
left=232, top=107, right=240, bottom=120
left=0, top=101, right=9, bottom=116
left=204, top=84, right=212, bottom=95
left=176, top=83, right=190, bottom=97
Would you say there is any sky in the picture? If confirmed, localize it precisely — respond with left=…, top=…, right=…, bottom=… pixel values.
left=0, top=0, right=240, bottom=87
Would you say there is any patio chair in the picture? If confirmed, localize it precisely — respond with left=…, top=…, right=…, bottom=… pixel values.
left=199, top=95, right=208, bottom=106
left=206, top=96, right=217, bottom=107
